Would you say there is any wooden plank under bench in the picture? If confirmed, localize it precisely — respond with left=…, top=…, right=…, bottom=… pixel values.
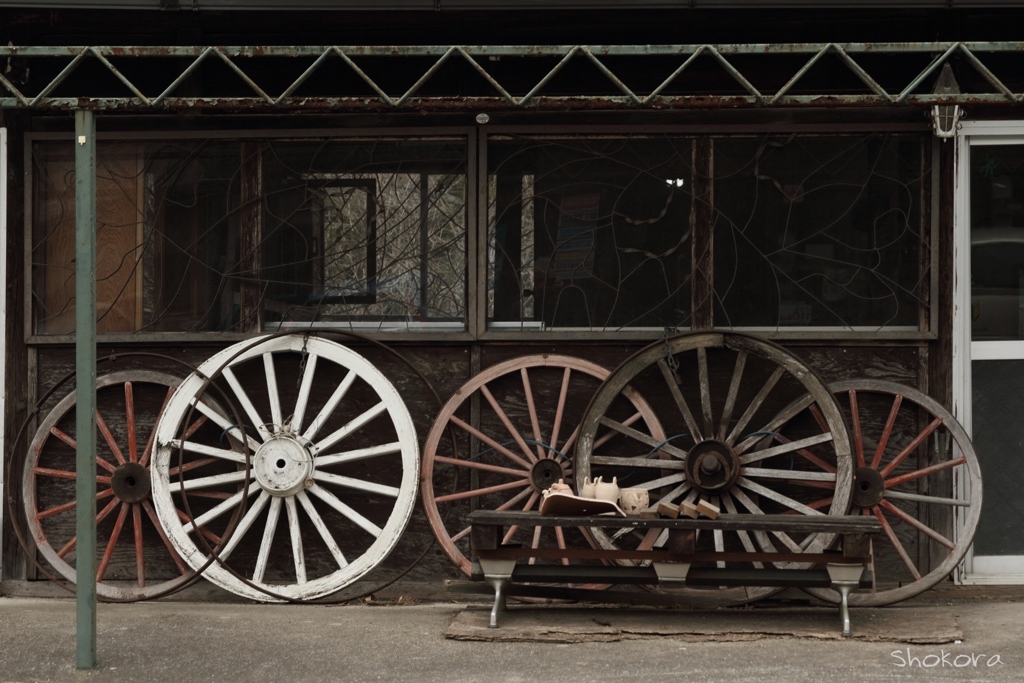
left=468, top=510, right=882, bottom=636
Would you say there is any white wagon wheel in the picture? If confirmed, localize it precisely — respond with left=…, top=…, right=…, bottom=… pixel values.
left=150, top=335, right=419, bottom=602
left=23, top=370, right=197, bottom=601
left=421, top=354, right=665, bottom=578
left=575, top=332, right=854, bottom=604
left=804, top=379, right=983, bottom=606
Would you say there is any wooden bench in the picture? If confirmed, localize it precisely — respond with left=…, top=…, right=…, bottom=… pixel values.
left=469, top=510, right=882, bottom=636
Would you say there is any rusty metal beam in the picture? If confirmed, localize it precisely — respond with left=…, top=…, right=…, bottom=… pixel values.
left=1, top=42, right=1023, bottom=111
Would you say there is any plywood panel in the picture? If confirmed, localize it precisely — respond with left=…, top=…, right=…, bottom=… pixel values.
left=40, top=144, right=142, bottom=334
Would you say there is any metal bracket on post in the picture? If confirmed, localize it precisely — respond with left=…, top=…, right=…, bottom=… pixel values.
left=74, top=109, right=97, bottom=670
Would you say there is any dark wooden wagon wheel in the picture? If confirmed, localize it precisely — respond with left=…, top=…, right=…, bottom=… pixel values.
left=575, top=331, right=854, bottom=604
left=802, top=379, right=983, bottom=606
left=421, top=354, right=665, bottom=578
left=23, top=370, right=201, bottom=601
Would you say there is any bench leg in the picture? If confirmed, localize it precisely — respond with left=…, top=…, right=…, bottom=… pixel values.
left=835, top=582, right=856, bottom=637
left=478, top=558, right=517, bottom=629
left=485, top=576, right=509, bottom=628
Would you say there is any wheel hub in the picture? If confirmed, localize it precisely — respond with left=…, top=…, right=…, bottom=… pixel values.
left=852, top=466, right=885, bottom=508
left=253, top=435, right=313, bottom=497
left=685, top=439, right=741, bottom=494
left=529, top=457, right=565, bottom=492
left=110, top=461, right=151, bottom=503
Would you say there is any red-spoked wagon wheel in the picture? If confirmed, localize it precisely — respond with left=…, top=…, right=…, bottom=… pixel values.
left=421, top=354, right=665, bottom=578
left=804, top=379, right=982, bottom=606
left=23, top=371, right=199, bottom=601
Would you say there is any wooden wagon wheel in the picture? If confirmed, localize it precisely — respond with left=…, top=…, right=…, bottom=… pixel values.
left=23, top=370, right=197, bottom=601
left=421, top=354, right=665, bottom=578
left=575, top=332, right=854, bottom=603
left=803, top=379, right=983, bottom=606
left=150, top=335, right=419, bottom=602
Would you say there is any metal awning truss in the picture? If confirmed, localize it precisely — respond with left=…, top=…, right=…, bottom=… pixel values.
left=3, top=42, right=1024, bottom=111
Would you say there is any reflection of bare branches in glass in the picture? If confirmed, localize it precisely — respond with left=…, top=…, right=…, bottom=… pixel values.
left=713, top=134, right=928, bottom=330
left=32, top=138, right=468, bottom=335
left=487, top=136, right=695, bottom=331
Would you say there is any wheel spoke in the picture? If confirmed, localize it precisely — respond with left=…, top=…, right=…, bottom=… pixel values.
left=222, top=367, right=272, bottom=442
left=720, top=492, right=764, bottom=567
left=738, top=432, right=834, bottom=465
left=631, top=472, right=686, bottom=491
left=36, top=489, right=114, bottom=520
left=650, top=482, right=691, bottom=508
left=736, top=476, right=825, bottom=516
left=434, top=478, right=531, bottom=504
left=554, top=526, right=570, bottom=566
left=729, top=487, right=801, bottom=552
left=548, top=368, right=572, bottom=452
left=734, top=392, right=817, bottom=456
left=494, top=486, right=535, bottom=512
left=141, top=386, right=177, bottom=468
left=520, top=368, right=546, bottom=459
left=141, top=499, right=188, bottom=575
left=95, top=410, right=127, bottom=466
left=502, top=491, right=541, bottom=544
left=132, top=503, right=146, bottom=587
left=313, top=471, right=401, bottom=498
left=316, top=442, right=402, bottom=468
left=168, top=439, right=248, bottom=464
left=657, top=358, right=703, bottom=441
left=884, top=490, right=970, bottom=507
left=55, top=495, right=120, bottom=558
left=302, top=370, right=357, bottom=442
left=740, top=468, right=836, bottom=482
left=480, top=384, right=539, bottom=464
left=290, top=352, right=319, bottom=433
left=218, top=491, right=272, bottom=561
left=597, top=417, right=687, bottom=459
left=873, top=505, right=921, bottom=580
left=592, top=410, right=645, bottom=450
left=884, top=456, right=966, bottom=488
left=879, top=417, right=943, bottom=478
left=190, top=398, right=262, bottom=452
left=284, top=496, right=307, bottom=584
left=847, top=390, right=865, bottom=468
left=252, top=496, right=282, bottom=583
left=878, top=498, right=955, bottom=550
left=307, top=483, right=383, bottom=538
left=168, top=457, right=220, bottom=478
left=263, top=353, right=284, bottom=428
left=718, top=351, right=747, bottom=441
left=49, top=427, right=118, bottom=472
left=97, top=503, right=129, bottom=582
left=431, top=455, right=530, bottom=479
left=315, top=402, right=387, bottom=454
left=175, top=509, right=222, bottom=545
left=696, top=347, right=714, bottom=437
left=174, top=470, right=249, bottom=492
left=449, top=415, right=534, bottom=470
left=871, top=393, right=903, bottom=470
left=527, top=525, right=543, bottom=565
left=125, top=382, right=138, bottom=463
left=726, top=366, right=788, bottom=447
left=185, top=482, right=262, bottom=530
left=297, top=490, right=348, bottom=570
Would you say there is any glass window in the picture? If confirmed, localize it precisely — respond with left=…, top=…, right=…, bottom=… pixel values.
left=32, top=140, right=243, bottom=334
left=713, top=135, right=928, bottom=329
left=260, top=139, right=467, bottom=331
left=487, top=136, right=693, bottom=330
left=970, top=144, right=1024, bottom=341
left=31, top=137, right=468, bottom=335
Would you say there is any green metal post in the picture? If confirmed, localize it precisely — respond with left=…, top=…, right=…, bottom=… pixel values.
left=74, top=109, right=97, bottom=670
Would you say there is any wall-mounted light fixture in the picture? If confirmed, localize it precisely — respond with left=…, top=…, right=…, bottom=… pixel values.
left=931, top=63, right=962, bottom=140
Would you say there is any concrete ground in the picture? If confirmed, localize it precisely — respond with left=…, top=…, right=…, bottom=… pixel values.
left=0, top=586, right=1021, bottom=683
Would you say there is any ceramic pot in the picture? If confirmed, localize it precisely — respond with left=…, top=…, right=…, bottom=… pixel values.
left=619, top=488, right=649, bottom=515
left=593, top=476, right=620, bottom=503
left=581, top=477, right=597, bottom=499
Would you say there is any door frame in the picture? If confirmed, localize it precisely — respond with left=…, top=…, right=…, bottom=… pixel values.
left=953, top=119, right=1024, bottom=584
